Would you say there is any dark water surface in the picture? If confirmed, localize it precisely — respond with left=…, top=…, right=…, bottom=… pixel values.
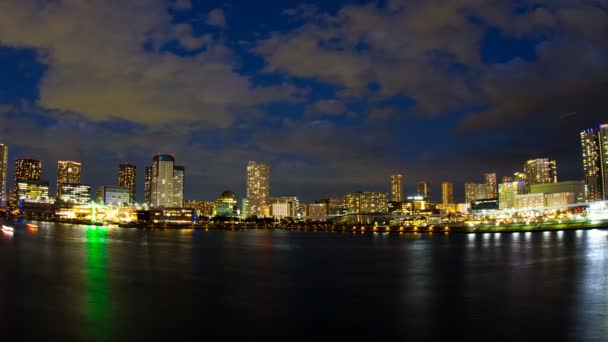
left=1, top=219, right=608, bottom=341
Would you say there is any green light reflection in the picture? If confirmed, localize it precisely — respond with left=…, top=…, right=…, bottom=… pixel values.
left=85, top=226, right=113, bottom=340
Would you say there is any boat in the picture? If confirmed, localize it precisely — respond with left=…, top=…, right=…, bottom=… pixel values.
left=2, top=225, right=14, bottom=233
left=26, top=224, right=39, bottom=231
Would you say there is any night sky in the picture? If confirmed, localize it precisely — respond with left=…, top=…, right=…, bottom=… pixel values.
left=0, top=0, right=607, bottom=203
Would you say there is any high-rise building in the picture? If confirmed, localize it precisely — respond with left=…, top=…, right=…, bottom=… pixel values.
left=144, top=166, right=152, bottom=205
left=96, top=186, right=130, bottom=206
left=0, top=144, right=7, bottom=205
left=484, top=173, right=497, bottom=199
left=246, top=161, right=269, bottom=217
left=118, top=163, right=136, bottom=204
left=150, top=154, right=184, bottom=208
left=57, top=161, right=81, bottom=197
left=172, top=165, right=185, bottom=208
left=524, top=158, right=557, bottom=188
left=343, top=192, right=388, bottom=213
left=580, top=125, right=608, bottom=201
left=464, top=183, right=486, bottom=204
left=58, top=183, right=91, bottom=204
left=417, top=181, right=430, bottom=200
left=441, top=181, right=454, bottom=205
left=14, top=158, right=42, bottom=190
left=390, top=174, right=403, bottom=202
left=498, top=181, right=526, bottom=209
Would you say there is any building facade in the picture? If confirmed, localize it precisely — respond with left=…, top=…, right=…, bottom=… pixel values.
left=343, top=192, right=388, bottom=214
left=0, top=144, right=7, bottom=205
left=144, top=166, right=152, bottom=205
left=246, top=161, right=269, bottom=217
left=59, top=183, right=91, bottom=204
left=305, top=203, right=328, bottom=219
left=215, top=190, right=239, bottom=217
left=149, top=154, right=184, bottom=208
left=498, top=181, right=526, bottom=209
left=16, top=180, right=51, bottom=203
left=184, top=200, right=215, bottom=217
left=464, top=182, right=487, bottom=204
left=484, top=173, right=497, bottom=199
left=269, top=196, right=299, bottom=218
left=417, top=181, right=430, bottom=200
left=514, top=193, right=546, bottom=209
left=96, top=186, right=130, bottom=206
left=530, top=181, right=585, bottom=204
left=580, top=125, right=608, bottom=201
left=523, top=158, right=557, bottom=188
left=441, top=181, right=454, bottom=205
left=14, top=158, right=42, bottom=190
left=118, top=163, right=136, bottom=204
left=390, top=174, right=403, bottom=202
left=57, top=161, right=81, bottom=197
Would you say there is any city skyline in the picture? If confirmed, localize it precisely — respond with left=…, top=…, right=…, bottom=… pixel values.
left=0, top=1, right=606, bottom=204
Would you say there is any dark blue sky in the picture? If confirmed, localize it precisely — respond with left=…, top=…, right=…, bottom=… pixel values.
left=0, top=0, right=607, bottom=203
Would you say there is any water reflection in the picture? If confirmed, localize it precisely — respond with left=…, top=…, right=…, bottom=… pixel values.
left=84, top=226, right=113, bottom=340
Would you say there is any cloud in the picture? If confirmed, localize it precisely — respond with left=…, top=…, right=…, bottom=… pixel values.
left=170, top=0, right=192, bottom=11
left=0, top=0, right=294, bottom=128
left=305, top=99, right=347, bottom=117
left=206, top=8, right=227, bottom=28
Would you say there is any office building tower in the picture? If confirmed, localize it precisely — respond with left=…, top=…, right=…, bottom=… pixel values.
left=0, top=144, right=7, bottom=205
left=580, top=125, right=608, bottom=201
left=172, top=165, right=185, bottom=208
left=524, top=158, right=557, bottom=187
left=417, top=181, right=430, bottom=200
left=144, top=166, right=152, bottom=205
left=390, top=174, right=403, bottom=202
left=343, top=192, right=388, bottom=214
left=246, top=161, right=270, bottom=217
left=14, top=158, right=42, bottom=190
left=441, top=181, right=454, bottom=205
left=498, top=181, right=526, bottom=209
left=58, top=183, right=91, bottom=204
left=484, top=173, right=497, bottom=199
left=57, top=161, right=81, bottom=197
left=150, top=154, right=184, bottom=208
left=96, top=186, right=130, bottom=206
left=118, top=163, right=136, bottom=204
left=464, top=183, right=487, bottom=204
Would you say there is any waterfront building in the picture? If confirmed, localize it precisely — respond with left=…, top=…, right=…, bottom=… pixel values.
left=96, top=186, right=130, bottom=206
left=484, top=173, right=497, bottom=199
left=471, top=198, right=499, bottom=212
left=14, top=158, right=42, bottom=190
left=580, top=124, right=608, bottom=201
left=185, top=200, right=215, bottom=217
left=545, top=192, right=576, bottom=207
left=215, top=190, right=239, bottom=217
left=246, top=161, right=269, bottom=217
left=514, top=193, right=545, bottom=209
left=0, top=144, right=7, bottom=205
left=16, top=180, right=51, bottom=203
left=343, top=192, right=388, bottom=214
left=57, top=160, right=81, bottom=197
left=269, top=196, right=299, bottom=218
left=149, top=154, right=184, bottom=208
left=144, top=166, right=152, bottom=205
left=118, top=163, right=136, bottom=204
left=305, top=203, right=328, bottom=219
left=417, top=181, right=430, bottom=200
left=530, top=181, right=585, bottom=204
left=498, top=181, right=526, bottom=209
left=464, top=182, right=487, bottom=204
left=398, top=196, right=432, bottom=214
left=441, top=181, right=454, bottom=205
left=390, top=174, right=403, bottom=202
left=524, top=158, right=557, bottom=187
left=59, top=183, right=91, bottom=204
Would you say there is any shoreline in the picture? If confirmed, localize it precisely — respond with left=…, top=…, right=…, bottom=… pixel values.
left=2, top=216, right=607, bottom=234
